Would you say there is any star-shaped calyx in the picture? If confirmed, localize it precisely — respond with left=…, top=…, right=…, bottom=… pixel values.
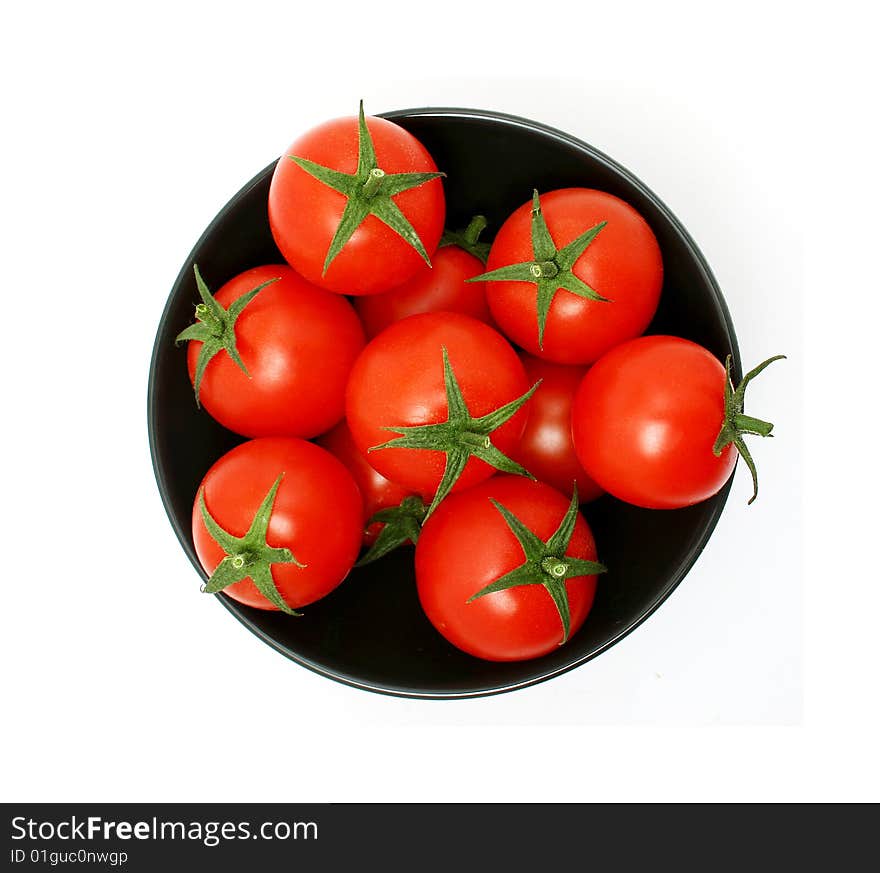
left=370, top=348, right=541, bottom=517
left=175, top=264, right=278, bottom=406
left=288, top=101, right=445, bottom=275
left=468, top=190, right=610, bottom=347
left=198, top=474, right=305, bottom=615
left=355, top=496, right=428, bottom=567
left=713, top=353, right=786, bottom=505
left=469, top=485, right=607, bottom=644
left=438, top=214, right=491, bottom=264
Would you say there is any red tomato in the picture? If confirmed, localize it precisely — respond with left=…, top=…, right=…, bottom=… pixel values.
left=571, top=336, right=780, bottom=508
left=182, top=265, right=364, bottom=438
left=353, top=244, right=492, bottom=339
left=511, top=354, right=604, bottom=502
left=345, top=312, right=534, bottom=505
left=484, top=188, right=663, bottom=364
left=316, top=420, right=416, bottom=545
left=268, top=108, right=445, bottom=296
left=192, top=437, right=362, bottom=611
left=416, top=476, right=601, bottom=661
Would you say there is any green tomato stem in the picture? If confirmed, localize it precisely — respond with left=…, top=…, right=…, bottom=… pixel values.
left=733, top=413, right=774, bottom=437
left=439, top=215, right=491, bottom=264
left=530, top=261, right=558, bottom=279
left=362, top=167, right=386, bottom=199
left=459, top=431, right=492, bottom=450
left=541, top=556, right=569, bottom=578
left=194, top=303, right=223, bottom=336
left=463, top=215, right=488, bottom=246
left=714, top=353, right=786, bottom=504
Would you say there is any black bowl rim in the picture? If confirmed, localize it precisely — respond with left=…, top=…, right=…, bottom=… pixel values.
left=148, top=106, right=740, bottom=700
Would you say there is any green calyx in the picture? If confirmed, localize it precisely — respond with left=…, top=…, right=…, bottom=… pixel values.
left=369, top=347, right=541, bottom=517
left=468, top=485, right=607, bottom=644
left=467, top=189, right=610, bottom=347
left=287, top=101, right=445, bottom=275
left=198, top=474, right=305, bottom=616
left=439, top=214, right=491, bottom=264
left=713, top=354, right=787, bottom=505
left=356, top=495, right=428, bottom=566
left=175, top=264, right=278, bottom=406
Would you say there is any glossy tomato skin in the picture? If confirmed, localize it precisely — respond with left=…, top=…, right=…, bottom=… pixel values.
left=511, top=354, right=604, bottom=502
left=572, top=336, right=735, bottom=509
left=416, top=476, right=599, bottom=661
left=193, top=437, right=362, bottom=611
left=345, top=312, right=531, bottom=499
left=316, top=420, right=415, bottom=545
left=268, top=115, right=445, bottom=296
left=486, top=188, right=663, bottom=364
left=185, top=265, right=364, bottom=439
left=353, top=245, right=492, bottom=339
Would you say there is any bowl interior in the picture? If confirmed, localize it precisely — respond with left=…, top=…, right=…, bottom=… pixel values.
left=148, top=108, right=738, bottom=698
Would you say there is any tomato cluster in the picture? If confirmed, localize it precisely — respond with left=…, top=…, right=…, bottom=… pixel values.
left=176, top=104, right=782, bottom=663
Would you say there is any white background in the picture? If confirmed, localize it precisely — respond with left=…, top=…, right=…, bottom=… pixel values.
left=1, top=1, right=876, bottom=801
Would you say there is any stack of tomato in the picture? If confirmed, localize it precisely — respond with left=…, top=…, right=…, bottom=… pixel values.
left=178, top=104, right=781, bottom=663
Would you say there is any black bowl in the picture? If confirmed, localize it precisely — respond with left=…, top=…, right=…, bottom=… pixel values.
left=148, top=107, right=740, bottom=699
